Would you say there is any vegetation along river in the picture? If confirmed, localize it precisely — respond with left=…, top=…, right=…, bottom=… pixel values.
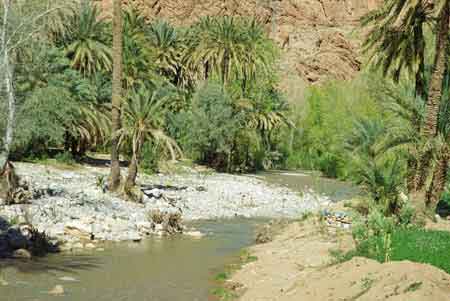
left=0, top=172, right=356, bottom=301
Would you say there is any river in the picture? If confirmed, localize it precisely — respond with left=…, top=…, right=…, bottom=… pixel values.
left=0, top=171, right=356, bottom=301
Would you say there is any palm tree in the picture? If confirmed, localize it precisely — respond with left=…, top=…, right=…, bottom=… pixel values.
left=55, top=1, right=112, bottom=76
left=184, top=17, right=275, bottom=87
left=362, top=0, right=431, bottom=101
left=119, top=86, right=182, bottom=189
left=109, top=0, right=123, bottom=191
left=422, top=0, right=450, bottom=138
left=147, top=20, right=181, bottom=81
left=66, top=104, right=111, bottom=156
left=122, top=7, right=155, bottom=90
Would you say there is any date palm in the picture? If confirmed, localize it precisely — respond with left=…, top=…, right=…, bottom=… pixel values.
left=362, top=0, right=432, bottom=100
left=122, top=7, right=154, bottom=90
left=147, top=20, right=181, bottom=81
left=56, top=1, right=112, bottom=76
left=422, top=0, right=450, bottom=138
left=109, top=0, right=123, bottom=191
left=184, top=17, right=275, bottom=87
left=119, top=86, right=182, bottom=190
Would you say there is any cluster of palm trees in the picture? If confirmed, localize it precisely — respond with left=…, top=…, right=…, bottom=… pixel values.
left=363, top=0, right=450, bottom=209
left=33, top=1, right=285, bottom=192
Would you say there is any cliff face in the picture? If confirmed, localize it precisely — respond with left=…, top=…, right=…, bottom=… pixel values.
left=98, top=0, right=380, bottom=88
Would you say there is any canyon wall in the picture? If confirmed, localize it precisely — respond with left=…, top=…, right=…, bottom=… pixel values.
left=98, top=0, right=381, bottom=94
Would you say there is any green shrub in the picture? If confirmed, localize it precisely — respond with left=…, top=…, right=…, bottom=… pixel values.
left=284, top=76, right=383, bottom=178
left=54, top=151, right=77, bottom=165
left=140, top=141, right=161, bottom=174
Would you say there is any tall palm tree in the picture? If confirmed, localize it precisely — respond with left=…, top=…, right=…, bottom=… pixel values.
left=122, top=7, right=154, bottom=90
left=362, top=0, right=431, bottom=101
left=119, top=86, right=182, bottom=189
left=147, top=20, right=181, bottom=80
left=184, top=17, right=275, bottom=87
left=422, top=0, right=450, bottom=138
left=109, top=0, right=123, bottom=191
left=55, top=1, right=112, bottom=76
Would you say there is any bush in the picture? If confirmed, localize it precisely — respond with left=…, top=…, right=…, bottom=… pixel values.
left=140, top=141, right=162, bottom=174
left=168, top=82, right=245, bottom=171
left=54, top=152, right=76, bottom=165
left=283, top=77, right=383, bottom=178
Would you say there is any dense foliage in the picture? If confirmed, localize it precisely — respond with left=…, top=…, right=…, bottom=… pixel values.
left=2, top=0, right=450, bottom=212
left=0, top=1, right=287, bottom=174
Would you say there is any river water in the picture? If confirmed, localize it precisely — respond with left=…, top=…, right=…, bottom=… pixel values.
left=0, top=172, right=356, bottom=301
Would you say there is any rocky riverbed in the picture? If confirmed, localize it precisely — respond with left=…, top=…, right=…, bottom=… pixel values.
left=0, top=162, right=331, bottom=252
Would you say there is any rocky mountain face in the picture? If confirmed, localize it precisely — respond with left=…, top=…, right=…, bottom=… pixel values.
left=98, top=0, right=381, bottom=94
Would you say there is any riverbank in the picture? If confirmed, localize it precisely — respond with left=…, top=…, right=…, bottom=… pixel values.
left=227, top=215, right=450, bottom=300
left=0, top=162, right=331, bottom=252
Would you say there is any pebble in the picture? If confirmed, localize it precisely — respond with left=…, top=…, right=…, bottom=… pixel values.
left=185, top=231, right=205, bottom=238
left=59, top=276, right=78, bottom=282
left=48, top=285, right=64, bottom=296
left=0, top=163, right=331, bottom=245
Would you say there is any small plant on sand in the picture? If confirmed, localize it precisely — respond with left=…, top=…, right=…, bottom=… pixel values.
left=54, top=151, right=77, bottom=165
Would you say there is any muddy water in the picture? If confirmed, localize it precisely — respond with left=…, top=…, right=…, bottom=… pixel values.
left=0, top=219, right=263, bottom=301
left=0, top=172, right=356, bottom=301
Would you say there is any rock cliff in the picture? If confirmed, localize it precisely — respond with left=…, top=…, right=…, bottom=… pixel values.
left=98, top=0, right=381, bottom=91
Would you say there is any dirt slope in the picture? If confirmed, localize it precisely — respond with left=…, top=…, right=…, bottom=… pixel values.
left=97, top=0, right=381, bottom=90
left=231, top=220, right=450, bottom=301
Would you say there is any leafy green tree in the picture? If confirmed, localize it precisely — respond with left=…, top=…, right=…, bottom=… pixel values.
left=170, top=81, right=244, bottom=171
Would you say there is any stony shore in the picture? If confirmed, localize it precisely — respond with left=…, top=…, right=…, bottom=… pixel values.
left=0, top=162, right=331, bottom=252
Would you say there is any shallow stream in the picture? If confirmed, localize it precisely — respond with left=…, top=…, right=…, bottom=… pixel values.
left=0, top=171, right=356, bottom=301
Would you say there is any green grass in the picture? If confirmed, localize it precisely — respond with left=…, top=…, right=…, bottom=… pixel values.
left=210, top=249, right=258, bottom=300
left=348, top=228, right=450, bottom=273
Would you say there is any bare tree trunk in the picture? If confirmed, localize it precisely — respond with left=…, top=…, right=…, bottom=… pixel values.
left=0, top=0, right=15, bottom=171
left=421, top=2, right=450, bottom=138
left=109, top=0, right=123, bottom=191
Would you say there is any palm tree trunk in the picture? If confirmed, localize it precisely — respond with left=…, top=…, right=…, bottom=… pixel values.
left=413, top=148, right=433, bottom=191
left=125, top=153, right=138, bottom=189
left=414, top=19, right=426, bottom=102
left=406, top=156, right=418, bottom=192
left=421, top=1, right=450, bottom=138
left=125, top=135, right=143, bottom=189
left=426, top=148, right=449, bottom=209
left=109, top=0, right=123, bottom=191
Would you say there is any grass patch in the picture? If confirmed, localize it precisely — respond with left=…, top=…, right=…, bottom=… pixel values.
left=210, top=249, right=258, bottom=300
left=347, top=228, right=450, bottom=273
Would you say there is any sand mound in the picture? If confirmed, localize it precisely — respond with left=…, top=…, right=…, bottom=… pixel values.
left=232, top=219, right=450, bottom=301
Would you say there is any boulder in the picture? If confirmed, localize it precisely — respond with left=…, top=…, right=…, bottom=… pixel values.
left=6, top=228, right=28, bottom=249
left=12, top=248, right=32, bottom=259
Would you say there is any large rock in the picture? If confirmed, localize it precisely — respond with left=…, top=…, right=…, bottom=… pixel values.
left=12, top=248, right=32, bottom=259
left=64, top=220, right=93, bottom=240
left=6, top=228, right=28, bottom=249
